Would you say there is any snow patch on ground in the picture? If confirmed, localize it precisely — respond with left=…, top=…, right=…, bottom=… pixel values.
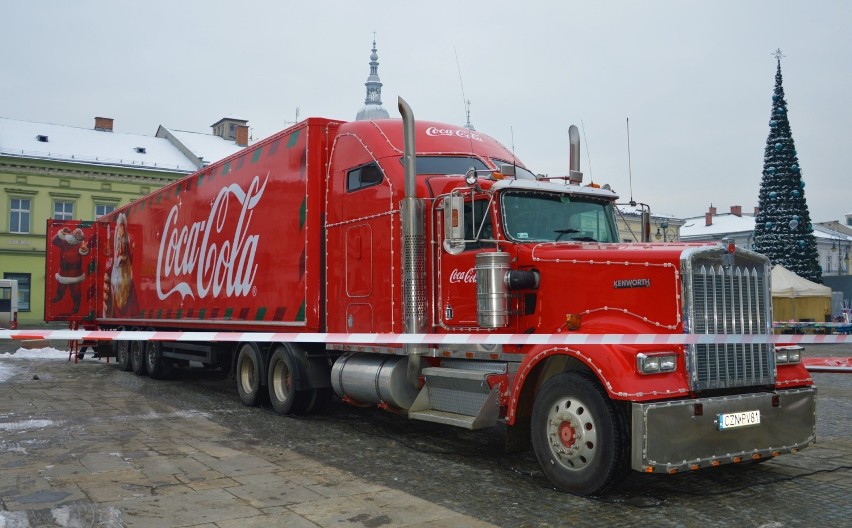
left=0, top=347, right=74, bottom=383
left=0, top=347, right=68, bottom=359
left=0, top=419, right=55, bottom=431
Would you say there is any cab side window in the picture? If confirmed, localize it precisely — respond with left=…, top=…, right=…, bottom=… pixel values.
left=347, top=163, right=384, bottom=192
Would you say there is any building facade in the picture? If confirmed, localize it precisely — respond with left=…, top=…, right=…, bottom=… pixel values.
left=680, top=205, right=852, bottom=277
left=616, top=206, right=684, bottom=243
left=0, top=116, right=246, bottom=324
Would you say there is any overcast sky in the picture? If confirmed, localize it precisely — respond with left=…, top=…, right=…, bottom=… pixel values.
left=4, top=1, right=850, bottom=222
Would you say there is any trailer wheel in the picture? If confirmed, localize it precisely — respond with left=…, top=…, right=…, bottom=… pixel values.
left=236, top=343, right=264, bottom=406
left=268, top=347, right=300, bottom=414
left=116, top=341, right=133, bottom=371
left=145, top=341, right=171, bottom=379
left=530, top=371, right=629, bottom=496
left=130, top=340, right=148, bottom=376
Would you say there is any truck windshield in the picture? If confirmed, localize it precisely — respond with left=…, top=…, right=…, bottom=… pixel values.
left=501, top=190, right=619, bottom=243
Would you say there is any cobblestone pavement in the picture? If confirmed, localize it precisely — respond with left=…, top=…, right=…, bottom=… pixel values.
left=1, top=339, right=850, bottom=528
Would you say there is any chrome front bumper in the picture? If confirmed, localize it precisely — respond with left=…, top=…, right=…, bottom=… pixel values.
left=631, top=387, right=816, bottom=472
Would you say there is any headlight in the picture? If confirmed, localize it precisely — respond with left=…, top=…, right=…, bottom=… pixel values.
left=776, top=346, right=803, bottom=364
left=637, top=353, right=678, bottom=374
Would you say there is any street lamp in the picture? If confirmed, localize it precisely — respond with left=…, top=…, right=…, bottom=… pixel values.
left=654, top=220, right=671, bottom=242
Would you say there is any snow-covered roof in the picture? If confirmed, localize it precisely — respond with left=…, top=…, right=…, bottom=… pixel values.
left=617, top=205, right=684, bottom=223
left=161, top=127, right=246, bottom=166
left=0, top=117, right=196, bottom=173
left=681, top=212, right=852, bottom=241
left=681, top=213, right=755, bottom=238
left=813, top=223, right=852, bottom=242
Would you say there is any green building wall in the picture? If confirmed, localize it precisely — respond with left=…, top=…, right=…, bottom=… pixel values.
left=1, top=156, right=186, bottom=325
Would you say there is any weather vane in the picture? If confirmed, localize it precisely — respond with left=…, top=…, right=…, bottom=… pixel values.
left=772, top=48, right=785, bottom=61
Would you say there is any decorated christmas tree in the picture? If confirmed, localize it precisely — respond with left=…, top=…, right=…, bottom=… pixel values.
left=753, top=51, right=822, bottom=283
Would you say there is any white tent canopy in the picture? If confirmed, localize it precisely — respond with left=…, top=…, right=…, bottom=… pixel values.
left=770, top=265, right=832, bottom=298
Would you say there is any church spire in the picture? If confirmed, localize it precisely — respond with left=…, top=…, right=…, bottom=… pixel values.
left=355, top=35, right=390, bottom=121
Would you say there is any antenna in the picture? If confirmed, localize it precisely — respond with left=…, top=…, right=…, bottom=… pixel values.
left=580, top=119, right=593, bottom=183
left=454, top=47, right=474, bottom=130
left=283, top=107, right=301, bottom=126
left=626, top=117, right=635, bottom=205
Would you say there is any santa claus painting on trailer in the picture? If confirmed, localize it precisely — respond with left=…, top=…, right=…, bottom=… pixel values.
left=50, top=227, right=90, bottom=314
left=104, top=212, right=140, bottom=318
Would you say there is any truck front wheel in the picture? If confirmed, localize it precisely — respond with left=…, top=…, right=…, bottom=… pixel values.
left=236, top=344, right=264, bottom=406
left=531, top=371, right=629, bottom=495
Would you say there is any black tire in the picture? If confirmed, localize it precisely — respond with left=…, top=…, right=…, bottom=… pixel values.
left=267, top=346, right=317, bottom=415
left=116, top=340, right=133, bottom=371
left=531, top=371, right=629, bottom=496
left=267, top=347, right=299, bottom=414
left=144, top=341, right=171, bottom=379
left=236, top=343, right=264, bottom=406
left=130, top=340, right=148, bottom=376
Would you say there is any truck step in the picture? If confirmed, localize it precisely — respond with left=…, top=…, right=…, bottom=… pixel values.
left=409, top=366, right=502, bottom=430
left=408, top=409, right=478, bottom=429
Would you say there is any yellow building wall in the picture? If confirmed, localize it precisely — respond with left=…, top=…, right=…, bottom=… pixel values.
left=1, top=158, right=184, bottom=325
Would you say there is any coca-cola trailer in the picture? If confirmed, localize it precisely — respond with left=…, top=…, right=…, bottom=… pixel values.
left=45, top=98, right=815, bottom=495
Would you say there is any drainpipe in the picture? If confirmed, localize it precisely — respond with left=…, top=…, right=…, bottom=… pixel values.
left=398, top=97, right=427, bottom=386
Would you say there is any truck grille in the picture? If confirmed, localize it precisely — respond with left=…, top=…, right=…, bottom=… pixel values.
left=686, top=255, right=774, bottom=391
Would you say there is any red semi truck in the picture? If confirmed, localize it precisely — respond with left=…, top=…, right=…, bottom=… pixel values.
left=45, top=98, right=815, bottom=495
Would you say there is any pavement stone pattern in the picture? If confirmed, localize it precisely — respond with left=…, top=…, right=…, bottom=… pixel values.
left=0, top=347, right=496, bottom=528
left=1, top=337, right=852, bottom=527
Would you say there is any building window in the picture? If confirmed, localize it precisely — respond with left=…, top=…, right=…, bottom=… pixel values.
left=826, top=255, right=833, bottom=274
left=9, top=198, right=31, bottom=233
left=54, top=200, right=74, bottom=221
left=4, top=273, right=31, bottom=312
left=96, top=204, right=116, bottom=218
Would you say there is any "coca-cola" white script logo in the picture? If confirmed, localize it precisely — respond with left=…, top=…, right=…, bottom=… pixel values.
left=449, top=267, right=477, bottom=284
left=425, top=126, right=483, bottom=142
left=156, top=174, right=268, bottom=300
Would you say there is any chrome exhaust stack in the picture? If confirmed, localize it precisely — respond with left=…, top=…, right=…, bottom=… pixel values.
left=398, top=96, right=427, bottom=386
left=568, top=124, right=583, bottom=184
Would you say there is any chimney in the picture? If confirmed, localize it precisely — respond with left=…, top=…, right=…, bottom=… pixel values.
left=94, top=117, right=114, bottom=132
left=705, top=213, right=713, bottom=226
left=730, top=205, right=742, bottom=217
left=235, top=125, right=249, bottom=147
left=708, top=205, right=717, bottom=216
left=754, top=206, right=760, bottom=215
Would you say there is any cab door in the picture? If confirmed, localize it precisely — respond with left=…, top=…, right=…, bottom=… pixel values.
left=435, top=198, right=494, bottom=329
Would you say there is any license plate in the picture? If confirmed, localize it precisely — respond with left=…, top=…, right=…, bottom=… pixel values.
left=718, top=410, right=761, bottom=430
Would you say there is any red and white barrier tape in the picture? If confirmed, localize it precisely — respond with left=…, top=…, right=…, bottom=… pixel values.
left=1, top=330, right=850, bottom=345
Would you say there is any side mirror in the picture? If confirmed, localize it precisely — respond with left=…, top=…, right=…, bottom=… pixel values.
left=443, top=195, right=465, bottom=254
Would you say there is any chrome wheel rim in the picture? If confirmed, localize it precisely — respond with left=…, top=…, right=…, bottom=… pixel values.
left=546, top=396, right=598, bottom=471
